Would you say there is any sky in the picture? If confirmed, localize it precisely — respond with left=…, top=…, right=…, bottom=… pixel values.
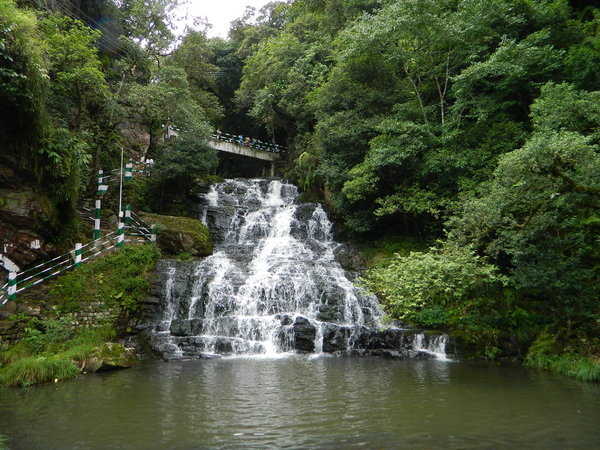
left=175, top=0, right=276, bottom=38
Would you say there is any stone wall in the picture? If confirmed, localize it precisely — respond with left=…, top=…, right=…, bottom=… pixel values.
left=0, top=299, right=119, bottom=344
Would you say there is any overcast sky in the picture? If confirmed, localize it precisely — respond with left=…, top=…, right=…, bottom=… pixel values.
left=175, top=0, right=276, bottom=38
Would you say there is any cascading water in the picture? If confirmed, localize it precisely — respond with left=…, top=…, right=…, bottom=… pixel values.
left=149, top=179, right=448, bottom=360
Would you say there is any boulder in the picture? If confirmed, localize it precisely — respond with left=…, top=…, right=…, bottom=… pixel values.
left=333, top=244, right=366, bottom=272
left=83, top=343, right=140, bottom=372
left=292, top=316, right=316, bottom=352
left=141, top=213, right=212, bottom=256
left=322, top=324, right=354, bottom=353
left=0, top=185, right=57, bottom=268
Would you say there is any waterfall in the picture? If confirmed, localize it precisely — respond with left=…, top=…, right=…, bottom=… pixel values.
left=150, top=179, right=448, bottom=360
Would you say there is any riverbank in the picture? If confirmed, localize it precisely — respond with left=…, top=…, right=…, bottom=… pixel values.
left=0, top=245, right=160, bottom=387
left=359, top=235, right=600, bottom=382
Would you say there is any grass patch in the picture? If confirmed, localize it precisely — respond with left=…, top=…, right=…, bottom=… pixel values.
left=524, top=329, right=600, bottom=381
left=0, top=323, right=118, bottom=387
left=46, top=244, right=160, bottom=314
left=0, top=355, right=80, bottom=387
left=526, top=353, right=600, bottom=381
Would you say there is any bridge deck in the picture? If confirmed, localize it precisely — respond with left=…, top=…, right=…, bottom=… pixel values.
left=208, top=138, right=280, bottom=162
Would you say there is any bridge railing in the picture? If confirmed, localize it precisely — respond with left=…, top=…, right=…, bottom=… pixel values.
left=211, top=131, right=287, bottom=154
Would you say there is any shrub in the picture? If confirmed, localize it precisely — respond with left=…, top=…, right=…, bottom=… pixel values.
left=362, top=243, right=506, bottom=323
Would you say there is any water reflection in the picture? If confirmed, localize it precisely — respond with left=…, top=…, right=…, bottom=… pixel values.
left=0, top=357, right=599, bottom=449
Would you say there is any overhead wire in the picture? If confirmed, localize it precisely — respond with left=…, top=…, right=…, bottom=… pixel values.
left=39, top=0, right=128, bottom=58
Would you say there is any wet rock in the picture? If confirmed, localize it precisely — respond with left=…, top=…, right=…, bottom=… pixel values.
left=355, top=328, right=406, bottom=350
left=412, top=350, right=437, bottom=360
left=333, top=244, right=366, bottom=272
left=293, top=316, right=316, bottom=352
left=322, top=324, right=354, bottom=353
left=276, top=314, right=293, bottom=326
left=16, top=303, right=41, bottom=317
left=170, top=318, right=204, bottom=336
left=214, top=337, right=235, bottom=354
left=317, top=304, right=342, bottom=323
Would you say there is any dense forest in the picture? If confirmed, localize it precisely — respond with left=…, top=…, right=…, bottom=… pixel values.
left=0, top=0, right=598, bottom=379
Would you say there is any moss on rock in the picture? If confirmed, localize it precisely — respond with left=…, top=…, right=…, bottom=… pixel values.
left=141, top=212, right=212, bottom=256
left=83, top=343, right=140, bottom=372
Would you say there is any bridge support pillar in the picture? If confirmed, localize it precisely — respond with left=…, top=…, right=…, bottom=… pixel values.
left=270, top=162, right=275, bottom=177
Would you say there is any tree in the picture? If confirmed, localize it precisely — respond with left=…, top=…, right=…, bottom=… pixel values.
left=450, top=82, right=600, bottom=323
left=117, top=0, right=181, bottom=60
left=0, top=0, right=48, bottom=161
left=40, top=13, right=109, bottom=131
left=308, top=0, right=576, bottom=234
left=170, top=29, right=223, bottom=123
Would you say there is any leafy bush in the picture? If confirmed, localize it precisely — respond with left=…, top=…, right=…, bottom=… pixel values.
left=362, top=243, right=505, bottom=323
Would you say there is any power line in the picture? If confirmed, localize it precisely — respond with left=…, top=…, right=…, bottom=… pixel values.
left=63, top=0, right=128, bottom=56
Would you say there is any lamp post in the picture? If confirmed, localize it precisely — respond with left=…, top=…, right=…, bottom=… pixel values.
left=118, top=144, right=124, bottom=224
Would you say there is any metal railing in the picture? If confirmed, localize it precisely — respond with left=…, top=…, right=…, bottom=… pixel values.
left=211, top=131, right=287, bottom=154
left=0, top=214, right=155, bottom=306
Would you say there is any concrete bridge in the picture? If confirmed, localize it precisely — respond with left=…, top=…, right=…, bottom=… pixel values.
left=166, top=127, right=286, bottom=177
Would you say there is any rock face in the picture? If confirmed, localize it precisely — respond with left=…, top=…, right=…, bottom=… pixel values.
left=141, top=213, right=212, bottom=257
left=140, top=179, right=450, bottom=361
left=0, top=167, right=58, bottom=273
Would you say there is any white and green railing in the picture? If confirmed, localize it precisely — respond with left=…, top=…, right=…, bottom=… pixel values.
left=0, top=215, right=155, bottom=305
left=1, top=155, right=156, bottom=306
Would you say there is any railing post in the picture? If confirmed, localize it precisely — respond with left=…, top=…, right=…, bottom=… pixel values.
left=150, top=224, right=157, bottom=242
left=125, top=205, right=132, bottom=226
left=8, top=271, right=17, bottom=301
left=74, top=243, right=82, bottom=268
left=94, top=199, right=101, bottom=241
left=125, top=160, right=133, bottom=182
left=117, top=222, right=125, bottom=248
left=97, top=170, right=108, bottom=195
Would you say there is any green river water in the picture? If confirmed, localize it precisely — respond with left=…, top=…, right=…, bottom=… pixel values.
left=1, top=356, right=599, bottom=449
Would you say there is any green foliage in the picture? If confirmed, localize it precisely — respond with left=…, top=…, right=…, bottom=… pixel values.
left=0, top=0, right=48, bottom=157
left=450, top=83, right=600, bottom=321
left=40, top=13, right=108, bottom=129
left=0, top=354, right=79, bottom=387
left=359, top=235, right=431, bottom=267
left=47, top=244, right=160, bottom=314
left=525, top=330, right=600, bottom=381
left=170, top=30, right=224, bottom=123
left=362, top=243, right=506, bottom=322
left=38, top=126, right=92, bottom=205
left=176, top=252, right=193, bottom=262
left=118, top=0, right=180, bottom=57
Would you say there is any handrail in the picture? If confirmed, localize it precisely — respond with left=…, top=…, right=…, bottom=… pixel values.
left=0, top=211, right=155, bottom=306
left=211, top=130, right=287, bottom=154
